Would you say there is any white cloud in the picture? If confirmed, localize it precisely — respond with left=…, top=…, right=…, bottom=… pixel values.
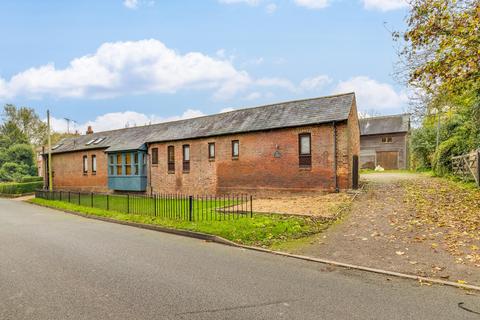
left=216, top=49, right=226, bottom=58
left=50, top=109, right=205, bottom=133
left=123, top=0, right=138, bottom=9
left=333, top=76, right=408, bottom=110
left=294, top=0, right=329, bottom=9
left=218, top=0, right=261, bottom=5
left=266, top=3, right=277, bottom=13
left=0, top=39, right=251, bottom=100
left=362, top=0, right=407, bottom=11
left=299, top=75, right=332, bottom=91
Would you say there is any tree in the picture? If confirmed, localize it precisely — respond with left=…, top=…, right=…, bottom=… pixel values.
left=0, top=162, right=32, bottom=182
left=397, top=0, right=480, bottom=94
left=50, top=131, right=80, bottom=145
left=2, top=104, right=48, bottom=146
left=0, top=121, right=29, bottom=149
left=396, top=0, right=480, bottom=174
left=0, top=144, right=36, bottom=181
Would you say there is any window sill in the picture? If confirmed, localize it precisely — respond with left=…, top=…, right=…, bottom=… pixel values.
left=92, top=172, right=96, bottom=176
left=152, top=164, right=158, bottom=167
left=232, top=157, right=239, bottom=160
left=299, top=166, right=312, bottom=171
left=83, top=173, right=88, bottom=176
left=183, top=170, right=190, bottom=174
left=208, top=158, right=215, bottom=162
left=168, top=171, right=175, bottom=174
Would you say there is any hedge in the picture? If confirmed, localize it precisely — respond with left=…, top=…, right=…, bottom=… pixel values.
left=0, top=181, right=43, bottom=195
left=19, top=176, right=44, bottom=183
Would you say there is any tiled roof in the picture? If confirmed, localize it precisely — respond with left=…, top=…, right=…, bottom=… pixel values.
left=51, top=92, right=355, bottom=154
left=359, top=114, right=410, bottom=136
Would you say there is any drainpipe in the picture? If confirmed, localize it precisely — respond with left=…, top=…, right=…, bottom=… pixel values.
left=333, top=121, right=339, bottom=192
left=147, top=144, right=152, bottom=195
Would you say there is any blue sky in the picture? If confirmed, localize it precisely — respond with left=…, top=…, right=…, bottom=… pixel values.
left=0, top=0, right=409, bottom=133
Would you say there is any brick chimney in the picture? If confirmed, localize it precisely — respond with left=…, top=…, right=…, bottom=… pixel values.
left=86, top=126, right=93, bottom=134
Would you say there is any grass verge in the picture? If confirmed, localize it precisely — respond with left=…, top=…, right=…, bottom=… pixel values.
left=29, top=198, right=332, bottom=247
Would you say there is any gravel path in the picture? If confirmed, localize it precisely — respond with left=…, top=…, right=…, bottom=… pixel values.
left=283, top=173, right=480, bottom=286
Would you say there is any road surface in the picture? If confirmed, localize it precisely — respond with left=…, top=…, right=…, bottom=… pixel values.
left=0, top=199, right=478, bottom=319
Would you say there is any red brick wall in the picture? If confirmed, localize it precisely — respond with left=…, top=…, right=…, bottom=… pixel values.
left=51, top=149, right=109, bottom=192
left=50, top=106, right=360, bottom=195
left=148, top=121, right=356, bottom=195
left=347, top=100, right=360, bottom=188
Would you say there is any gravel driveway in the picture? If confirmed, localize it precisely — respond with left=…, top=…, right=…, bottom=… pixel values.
left=280, top=172, right=480, bottom=286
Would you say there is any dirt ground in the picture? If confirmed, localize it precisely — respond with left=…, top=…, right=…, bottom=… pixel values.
left=252, top=192, right=352, bottom=218
left=279, top=172, right=480, bottom=286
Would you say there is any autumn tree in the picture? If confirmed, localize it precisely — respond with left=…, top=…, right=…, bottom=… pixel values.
left=396, top=0, right=480, bottom=172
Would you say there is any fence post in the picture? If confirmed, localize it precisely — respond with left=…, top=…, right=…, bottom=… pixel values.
left=59, top=191, right=62, bottom=201
left=154, top=194, right=157, bottom=217
left=477, top=150, right=480, bottom=187
left=107, top=194, right=109, bottom=210
left=250, top=195, right=253, bottom=218
left=68, top=191, right=71, bottom=203
left=78, top=192, right=81, bottom=205
left=91, top=193, right=93, bottom=207
left=127, top=194, right=130, bottom=213
left=189, top=196, right=193, bottom=222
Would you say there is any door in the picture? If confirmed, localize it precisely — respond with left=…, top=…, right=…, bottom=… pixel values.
left=376, top=151, right=399, bottom=170
left=352, top=155, right=359, bottom=189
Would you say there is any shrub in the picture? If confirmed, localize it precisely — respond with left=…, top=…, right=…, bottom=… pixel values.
left=0, top=162, right=31, bottom=182
left=0, top=181, right=43, bottom=195
left=19, top=176, right=43, bottom=183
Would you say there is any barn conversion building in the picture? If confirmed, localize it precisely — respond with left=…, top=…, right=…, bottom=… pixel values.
left=359, top=114, right=410, bottom=170
left=45, top=93, right=360, bottom=195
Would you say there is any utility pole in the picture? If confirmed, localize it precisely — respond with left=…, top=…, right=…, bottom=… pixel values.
left=47, top=110, right=53, bottom=191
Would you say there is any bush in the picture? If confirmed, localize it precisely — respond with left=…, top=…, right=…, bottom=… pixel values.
left=19, top=176, right=43, bottom=183
left=0, top=181, right=43, bottom=195
left=0, top=162, right=31, bottom=182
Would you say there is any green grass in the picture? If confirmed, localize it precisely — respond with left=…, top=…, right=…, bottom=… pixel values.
left=29, top=198, right=331, bottom=247
left=38, top=191, right=247, bottom=221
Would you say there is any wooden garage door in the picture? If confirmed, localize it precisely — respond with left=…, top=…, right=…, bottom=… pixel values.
left=376, top=151, right=399, bottom=170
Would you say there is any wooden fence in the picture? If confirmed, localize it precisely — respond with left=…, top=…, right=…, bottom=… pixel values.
left=452, top=149, right=480, bottom=187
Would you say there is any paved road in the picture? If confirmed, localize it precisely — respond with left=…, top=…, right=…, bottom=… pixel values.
left=0, top=199, right=479, bottom=320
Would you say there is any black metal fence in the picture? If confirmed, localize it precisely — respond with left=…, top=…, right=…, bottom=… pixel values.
left=35, top=190, right=253, bottom=222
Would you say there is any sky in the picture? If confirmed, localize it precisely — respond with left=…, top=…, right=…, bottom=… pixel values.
left=0, top=0, right=410, bottom=133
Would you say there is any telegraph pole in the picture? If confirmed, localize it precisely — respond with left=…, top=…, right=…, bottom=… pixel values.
left=47, top=110, right=53, bottom=191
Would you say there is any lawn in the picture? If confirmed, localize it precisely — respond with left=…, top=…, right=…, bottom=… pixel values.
left=29, top=197, right=331, bottom=247
left=37, top=190, right=249, bottom=222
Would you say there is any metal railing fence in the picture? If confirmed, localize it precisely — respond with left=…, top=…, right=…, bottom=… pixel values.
left=35, top=190, right=253, bottom=221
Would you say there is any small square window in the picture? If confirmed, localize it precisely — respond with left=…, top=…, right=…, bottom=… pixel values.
left=299, top=133, right=312, bottom=168
left=91, top=155, right=97, bottom=174
left=382, top=137, right=393, bottom=143
left=183, top=145, right=190, bottom=172
left=208, top=143, right=215, bottom=159
left=151, top=148, right=158, bottom=165
left=168, top=146, right=175, bottom=172
left=83, top=155, right=88, bottom=175
left=232, top=140, right=239, bottom=158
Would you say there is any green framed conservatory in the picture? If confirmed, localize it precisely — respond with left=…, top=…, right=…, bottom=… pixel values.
left=107, top=147, right=147, bottom=192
